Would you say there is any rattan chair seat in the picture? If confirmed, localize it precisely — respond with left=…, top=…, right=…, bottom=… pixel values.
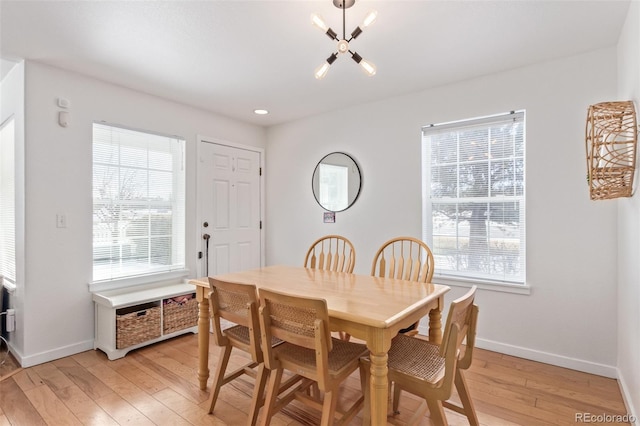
left=387, top=335, right=445, bottom=384
left=274, top=337, right=367, bottom=372
left=225, top=324, right=282, bottom=348
left=224, top=324, right=251, bottom=345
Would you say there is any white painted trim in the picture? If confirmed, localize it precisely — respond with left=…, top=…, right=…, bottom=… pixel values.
left=432, top=275, right=531, bottom=295
left=476, top=337, right=617, bottom=378
left=1, top=276, right=16, bottom=294
left=617, top=368, right=639, bottom=426
left=195, top=135, right=266, bottom=277
left=88, top=269, right=189, bottom=293
left=92, top=281, right=196, bottom=308
left=13, top=339, right=94, bottom=368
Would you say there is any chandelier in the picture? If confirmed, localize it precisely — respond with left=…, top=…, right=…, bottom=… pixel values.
left=311, top=0, right=377, bottom=79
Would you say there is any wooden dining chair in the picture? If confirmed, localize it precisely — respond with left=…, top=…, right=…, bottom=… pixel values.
left=371, top=236, right=435, bottom=335
left=207, top=278, right=274, bottom=425
left=304, top=234, right=356, bottom=341
left=371, top=236, right=435, bottom=283
left=257, top=288, right=368, bottom=426
left=304, top=234, right=356, bottom=273
left=361, top=286, right=479, bottom=426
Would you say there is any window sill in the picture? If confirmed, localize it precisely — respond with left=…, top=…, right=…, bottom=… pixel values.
left=1, top=277, right=17, bottom=294
left=89, top=269, right=189, bottom=293
left=432, top=275, right=530, bottom=295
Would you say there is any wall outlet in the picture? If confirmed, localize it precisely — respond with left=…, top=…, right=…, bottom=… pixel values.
left=6, top=309, right=15, bottom=332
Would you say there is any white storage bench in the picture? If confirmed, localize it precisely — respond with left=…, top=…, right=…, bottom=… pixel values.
left=93, top=282, right=199, bottom=360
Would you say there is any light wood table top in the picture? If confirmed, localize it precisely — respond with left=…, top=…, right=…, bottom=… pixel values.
left=190, top=265, right=450, bottom=425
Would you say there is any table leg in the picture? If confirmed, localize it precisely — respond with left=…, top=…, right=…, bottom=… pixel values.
left=369, top=351, right=388, bottom=425
left=197, top=288, right=210, bottom=391
left=428, top=295, right=444, bottom=344
left=365, top=332, right=391, bottom=426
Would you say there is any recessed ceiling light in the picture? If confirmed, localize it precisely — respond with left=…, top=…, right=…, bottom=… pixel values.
left=254, top=109, right=269, bottom=115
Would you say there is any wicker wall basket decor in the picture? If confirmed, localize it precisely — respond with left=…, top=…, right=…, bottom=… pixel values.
left=585, top=101, right=638, bottom=200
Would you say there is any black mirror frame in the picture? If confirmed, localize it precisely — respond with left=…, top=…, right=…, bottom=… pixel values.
left=311, top=151, right=362, bottom=212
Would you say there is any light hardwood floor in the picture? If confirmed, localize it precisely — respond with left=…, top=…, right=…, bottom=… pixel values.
left=0, top=333, right=630, bottom=425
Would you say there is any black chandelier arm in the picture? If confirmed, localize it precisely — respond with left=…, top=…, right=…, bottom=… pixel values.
left=350, top=51, right=362, bottom=63
left=342, top=1, right=346, bottom=40
left=325, top=27, right=338, bottom=40
left=349, top=26, right=363, bottom=41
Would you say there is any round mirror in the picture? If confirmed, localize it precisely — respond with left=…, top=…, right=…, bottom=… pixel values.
left=312, top=152, right=362, bottom=212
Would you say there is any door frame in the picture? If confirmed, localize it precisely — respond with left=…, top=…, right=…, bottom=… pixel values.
left=196, top=135, right=265, bottom=278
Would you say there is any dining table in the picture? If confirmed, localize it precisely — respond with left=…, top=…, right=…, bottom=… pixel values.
left=189, top=265, right=450, bottom=425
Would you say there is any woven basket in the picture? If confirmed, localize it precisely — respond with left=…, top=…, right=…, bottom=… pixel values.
left=586, top=101, right=638, bottom=200
left=116, top=303, right=161, bottom=349
left=163, top=295, right=198, bottom=334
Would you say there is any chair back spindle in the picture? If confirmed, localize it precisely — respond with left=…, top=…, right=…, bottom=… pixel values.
left=304, top=235, right=356, bottom=273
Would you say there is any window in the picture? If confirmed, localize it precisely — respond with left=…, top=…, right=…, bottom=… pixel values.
left=319, top=163, right=349, bottom=211
left=92, top=123, right=186, bottom=282
left=422, top=111, right=525, bottom=285
left=0, top=117, right=15, bottom=285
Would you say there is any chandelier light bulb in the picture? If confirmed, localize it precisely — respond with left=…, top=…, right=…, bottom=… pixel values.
left=315, top=53, right=338, bottom=79
left=351, top=9, right=378, bottom=39
left=360, top=10, right=378, bottom=29
left=314, top=62, right=331, bottom=80
left=359, top=59, right=377, bottom=76
left=351, top=51, right=375, bottom=76
left=311, top=13, right=329, bottom=32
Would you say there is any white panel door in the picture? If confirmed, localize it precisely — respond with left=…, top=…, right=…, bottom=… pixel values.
left=199, top=142, right=261, bottom=276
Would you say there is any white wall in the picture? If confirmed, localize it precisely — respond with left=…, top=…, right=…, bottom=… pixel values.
left=16, top=61, right=266, bottom=366
left=617, top=0, right=640, bottom=420
left=0, top=61, right=25, bottom=354
left=266, top=48, right=619, bottom=376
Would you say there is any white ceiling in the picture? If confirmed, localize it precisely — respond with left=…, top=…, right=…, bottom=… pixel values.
left=0, top=0, right=631, bottom=127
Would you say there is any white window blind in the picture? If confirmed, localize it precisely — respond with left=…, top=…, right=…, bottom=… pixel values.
left=422, top=111, right=525, bottom=285
left=0, top=117, right=16, bottom=284
left=92, top=123, right=186, bottom=282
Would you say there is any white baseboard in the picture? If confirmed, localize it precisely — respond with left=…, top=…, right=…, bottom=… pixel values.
left=475, top=337, right=618, bottom=378
left=418, top=324, right=635, bottom=420
left=417, top=322, right=617, bottom=377
left=616, top=369, right=639, bottom=426
left=14, top=339, right=94, bottom=368
left=4, top=340, right=23, bottom=366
